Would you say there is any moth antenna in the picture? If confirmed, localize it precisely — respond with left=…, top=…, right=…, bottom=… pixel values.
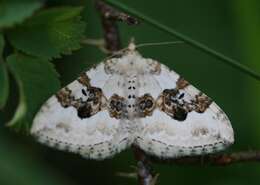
left=103, top=40, right=184, bottom=61
left=136, top=41, right=184, bottom=48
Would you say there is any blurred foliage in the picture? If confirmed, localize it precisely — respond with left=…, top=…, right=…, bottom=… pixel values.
left=0, top=0, right=86, bottom=130
left=0, top=129, right=77, bottom=185
left=0, top=34, right=8, bottom=108
left=0, top=0, right=260, bottom=185
left=0, top=0, right=42, bottom=28
left=7, top=7, right=86, bottom=60
left=234, top=0, right=260, bottom=145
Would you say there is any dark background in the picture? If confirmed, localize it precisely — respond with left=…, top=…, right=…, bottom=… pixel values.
left=1, top=0, right=260, bottom=185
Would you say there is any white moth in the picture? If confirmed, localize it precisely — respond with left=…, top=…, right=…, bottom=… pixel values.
left=31, top=42, right=234, bottom=160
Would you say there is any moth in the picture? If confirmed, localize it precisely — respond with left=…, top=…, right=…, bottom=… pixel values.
left=31, top=42, right=234, bottom=159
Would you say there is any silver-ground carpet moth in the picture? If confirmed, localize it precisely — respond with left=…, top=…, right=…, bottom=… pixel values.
left=31, top=42, right=234, bottom=159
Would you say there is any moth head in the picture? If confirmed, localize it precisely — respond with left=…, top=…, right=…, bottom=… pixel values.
left=128, top=37, right=136, bottom=51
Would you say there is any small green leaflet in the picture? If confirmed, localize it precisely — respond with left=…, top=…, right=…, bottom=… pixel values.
left=7, top=54, right=60, bottom=131
left=7, top=6, right=86, bottom=60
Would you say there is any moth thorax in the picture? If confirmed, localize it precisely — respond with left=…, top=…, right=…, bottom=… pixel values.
left=125, top=75, right=138, bottom=119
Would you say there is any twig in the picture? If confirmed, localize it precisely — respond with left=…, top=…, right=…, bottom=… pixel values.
left=95, top=0, right=139, bottom=25
left=105, top=0, right=260, bottom=81
left=132, top=146, right=157, bottom=185
left=150, top=150, right=260, bottom=166
left=95, top=0, right=139, bottom=53
left=95, top=0, right=121, bottom=52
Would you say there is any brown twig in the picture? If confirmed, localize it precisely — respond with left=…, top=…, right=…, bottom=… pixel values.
left=95, top=0, right=139, bottom=25
left=132, top=146, right=157, bottom=185
left=95, top=0, right=139, bottom=53
left=151, top=150, right=260, bottom=166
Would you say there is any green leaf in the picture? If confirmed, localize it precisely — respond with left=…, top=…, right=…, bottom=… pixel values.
left=0, top=61, right=9, bottom=109
left=0, top=34, right=9, bottom=109
left=0, top=33, right=5, bottom=53
left=6, top=53, right=60, bottom=131
left=0, top=0, right=42, bottom=28
left=7, top=6, right=86, bottom=60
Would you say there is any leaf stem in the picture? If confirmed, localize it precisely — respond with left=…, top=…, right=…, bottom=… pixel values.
left=105, top=0, right=260, bottom=81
